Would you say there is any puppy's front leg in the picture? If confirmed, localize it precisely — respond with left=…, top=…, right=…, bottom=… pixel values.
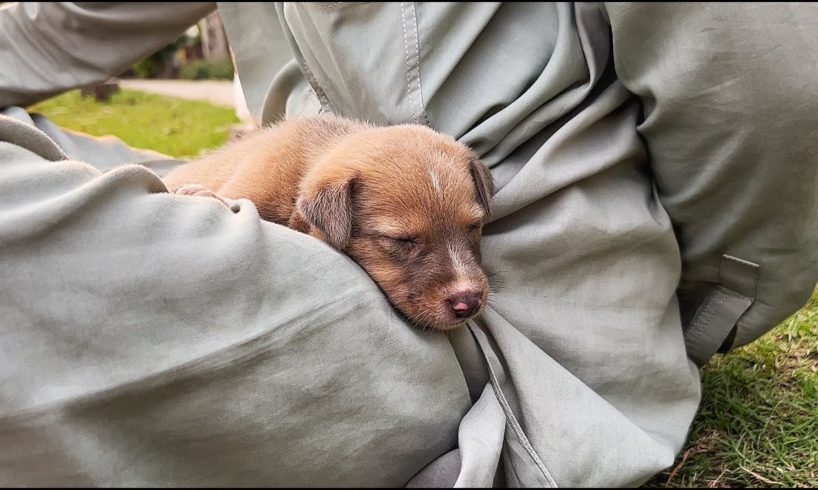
left=172, top=183, right=239, bottom=210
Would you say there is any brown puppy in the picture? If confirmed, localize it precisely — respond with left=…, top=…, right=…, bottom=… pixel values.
left=163, top=114, right=493, bottom=331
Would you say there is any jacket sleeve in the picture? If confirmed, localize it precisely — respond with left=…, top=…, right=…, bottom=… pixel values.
left=603, top=2, right=818, bottom=361
left=0, top=2, right=216, bottom=107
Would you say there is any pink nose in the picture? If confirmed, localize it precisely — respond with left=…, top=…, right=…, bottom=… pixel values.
left=448, top=290, right=483, bottom=318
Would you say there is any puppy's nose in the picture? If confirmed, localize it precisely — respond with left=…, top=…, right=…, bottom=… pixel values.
left=448, top=290, right=483, bottom=318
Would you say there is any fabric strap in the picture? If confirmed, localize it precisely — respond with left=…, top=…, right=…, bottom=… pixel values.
left=683, top=254, right=760, bottom=367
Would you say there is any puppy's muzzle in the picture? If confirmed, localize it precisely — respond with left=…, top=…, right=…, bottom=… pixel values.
left=447, top=289, right=483, bottom=319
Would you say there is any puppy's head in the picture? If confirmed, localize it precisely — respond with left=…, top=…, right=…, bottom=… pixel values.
left=296, top=125, right=493, bottom=331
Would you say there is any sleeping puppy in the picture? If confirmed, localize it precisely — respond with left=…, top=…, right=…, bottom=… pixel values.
left=163, top=114, right=493, bottom=331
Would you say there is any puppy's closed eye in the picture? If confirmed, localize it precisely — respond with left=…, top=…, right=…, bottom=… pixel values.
left=384, top=235, right=420, bottom=244
left=379, top=235, right=421, bottom=256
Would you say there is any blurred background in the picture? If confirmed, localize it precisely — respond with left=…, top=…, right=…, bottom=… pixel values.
left=22, top=9, right=254, bottom=159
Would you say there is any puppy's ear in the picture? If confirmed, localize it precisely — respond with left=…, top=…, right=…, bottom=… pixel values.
left=296, top=168, right=357, bottom=250
left=469, top=158, right=494, bottom=218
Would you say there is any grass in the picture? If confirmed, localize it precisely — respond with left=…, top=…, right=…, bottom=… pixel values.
left=648, top=286, right=818, bottom=488
left=25, top=88, right=818, bottom=487
left=28, top=88, right=239, bottom=159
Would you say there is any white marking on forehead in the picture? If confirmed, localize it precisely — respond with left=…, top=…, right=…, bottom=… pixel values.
left=428, top=168, right=442, bottom=195
left=448, top=242, right=470, bottom=281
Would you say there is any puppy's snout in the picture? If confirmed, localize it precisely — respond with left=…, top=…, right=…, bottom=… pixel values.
left=448, top=290, right=483, bottom=319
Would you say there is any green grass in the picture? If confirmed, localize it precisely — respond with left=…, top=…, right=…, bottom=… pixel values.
left=649, top=286, right=818, bottom=488
left=24, top=88, right=818, bottom=487
left=28, top=88, right=239, bottom=159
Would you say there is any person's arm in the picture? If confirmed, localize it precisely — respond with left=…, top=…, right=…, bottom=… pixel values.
left=0, top=111, right=469, bottom=487
left=0, top=2, right=216, bottom=107
left=603, top=2, right=818, bottom=361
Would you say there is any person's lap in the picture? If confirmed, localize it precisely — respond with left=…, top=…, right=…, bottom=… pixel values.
left=0, top=109, right=473, bottom=486
left=0, top=104, right=699, bottom=487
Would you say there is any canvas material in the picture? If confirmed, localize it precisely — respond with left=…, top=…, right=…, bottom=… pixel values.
left=1, top=1, right=816, bottom=487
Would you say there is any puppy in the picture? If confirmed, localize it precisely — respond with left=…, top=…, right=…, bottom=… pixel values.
left=163, top=114, right=493, bottom=331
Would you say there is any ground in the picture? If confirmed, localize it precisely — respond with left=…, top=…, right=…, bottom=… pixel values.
left=649, top=287, right=817, bottom=488
left=27, top=88, right=818, bottom=488
left=119, top=79, right=238, bottom=110
left=28, top=88, right=238, bottom=159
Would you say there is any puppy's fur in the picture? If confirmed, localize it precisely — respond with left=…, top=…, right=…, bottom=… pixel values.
left=164, top=115, right=493, bottom=330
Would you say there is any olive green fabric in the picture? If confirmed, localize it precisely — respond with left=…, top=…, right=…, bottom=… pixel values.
left=1, top=2, right=816, bottom=487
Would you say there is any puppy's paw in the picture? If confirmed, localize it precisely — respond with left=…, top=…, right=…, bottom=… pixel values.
left=173, top=183, right=238, bottom=210
left=173, top=183, right=218, bottom=198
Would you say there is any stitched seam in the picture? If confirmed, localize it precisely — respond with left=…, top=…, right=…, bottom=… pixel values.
left=487, top=364, right=558, bottom=488
left=469, top=322, right=558, bottom=488
left=307, top=2, right=343, bottom=8
left=685, top=290, right=724, bottom=344
left=684, top=286, right=753, bottom=365
left=685, top=287, right=748, bottom=342
left=300, top=59, right=333, bottom=114
left=410, top=2, right=429, bottom=126
left=683, top=290, right=713, bottom=337
left=399, top=2, right=418, bottom=123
